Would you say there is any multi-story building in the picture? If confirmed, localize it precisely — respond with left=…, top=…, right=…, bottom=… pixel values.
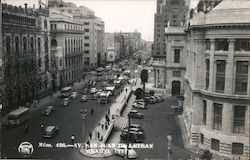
left=114, top=33, right=125, bottom=59
left=1, top=3, right=52, bottom=113
left=152, top=0, right=187, bottom=59
left=121, top=32, right=142, bottom=56
left=50, top=2, right=105, bottom=70
left=183, top=0, right=250, bottom=159
left=50, top=8, right=85, bottom=88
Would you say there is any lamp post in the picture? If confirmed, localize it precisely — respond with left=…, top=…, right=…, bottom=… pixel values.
left=81, top=112, right=87, bottom=145
left=126, top=114, right=131, bottom=159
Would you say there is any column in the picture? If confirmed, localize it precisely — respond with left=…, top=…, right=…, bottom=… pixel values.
left=225, top=39, right=235, bottom=94
left=154, top=69, right=156, bottom=87
left=245, top=106, right=249, bottom=137
left=206, top=100, right=213, bottom=130
left=247, top=62, right=250, bottom=95
left=161, top=69, right=165, bottom=88
left=156, top=69, right=159, bottom=88
left=208, top=39, right=215, bottom=92
left=222, top=103, right=233, bottom=133
left=191, top=95, right=203, bottom=125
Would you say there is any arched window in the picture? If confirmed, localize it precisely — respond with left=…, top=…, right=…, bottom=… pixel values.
left=38, top=38, right=41, bottom=56
left=6, top=36, right=11, bottom=54
left=23, top=37, right=27, bottom=54
left=30, top=37, right=34, bottom=53
left=15, top=36, right=19, bottom=54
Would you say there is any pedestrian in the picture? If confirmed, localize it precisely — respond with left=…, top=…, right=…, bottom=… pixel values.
left=105, top=122, right=108, bottom=130
left=86, top=140, right=90, bottom=149
left=91, top=108, right=94, bottom=115
left=108, top=108, right=110, bottom=116
left=40, top=124, right=44, bottom=133
left=126, top=88, right=128, bottom=93
left=107, top=116, right=110, bottom=125
left=89, top=132, right=92, bottom=139
left=101, top=121, right=104, bottom=129
left=71, top=135, right=75, bottom=145
left=97, top=131, right=100, bottom=139
left=94, top=130, right=97, bottom=140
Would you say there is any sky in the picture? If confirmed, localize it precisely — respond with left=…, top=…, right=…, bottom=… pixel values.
left=3, top=0, right=199, bottom=41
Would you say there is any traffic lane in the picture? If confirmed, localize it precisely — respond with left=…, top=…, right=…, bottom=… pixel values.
left=130, top=98, right=190, bottom=160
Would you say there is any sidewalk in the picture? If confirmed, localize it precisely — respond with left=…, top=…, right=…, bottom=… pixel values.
left=0, top=79, right=87, bottom=125
left=79, top=78, right=140, bottom=158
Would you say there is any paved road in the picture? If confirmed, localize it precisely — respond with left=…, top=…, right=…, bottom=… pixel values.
left=1, top=77, right=124, bottom=159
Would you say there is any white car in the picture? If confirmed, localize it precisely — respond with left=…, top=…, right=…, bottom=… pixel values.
left=114, top=147, right=137, bottom=159
left=133, top=101, right=146, bottom=106
left=90, top=88, right=97, bottom=94
left=132, top=102, right=147, bottom=109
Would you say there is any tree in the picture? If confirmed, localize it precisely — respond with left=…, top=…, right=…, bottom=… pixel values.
left=140, top=69, right=148, bottom=98
left=200, top=150, right=213, bottom=160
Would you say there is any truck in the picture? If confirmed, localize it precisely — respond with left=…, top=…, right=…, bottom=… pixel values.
left=99, top=91, right=112, bottom=104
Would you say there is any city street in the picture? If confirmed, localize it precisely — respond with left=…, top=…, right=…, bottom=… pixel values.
left=1, top=74, right=123, bottom=159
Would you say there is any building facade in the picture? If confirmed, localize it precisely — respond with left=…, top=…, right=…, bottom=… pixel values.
left=50, top=8, right=85, bottom=88
left=152, top=0, right=187, bottom=59
left=1, top=3, right=52, bottom=113
left=183, top=0, right=250, bottom=159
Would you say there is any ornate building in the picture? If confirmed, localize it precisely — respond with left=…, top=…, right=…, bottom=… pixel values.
left=1, top=3, right=52, bottom=113
left=183, top=0, right=250, bottom=159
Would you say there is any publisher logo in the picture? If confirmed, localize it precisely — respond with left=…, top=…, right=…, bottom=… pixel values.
left=18, top=142, right=34, bottom=157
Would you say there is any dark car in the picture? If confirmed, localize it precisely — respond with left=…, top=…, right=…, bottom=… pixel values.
left=123, top=128, right=145, bottom=139
left=171, top=105, right=183, bottom=112
left=82, top=88, right=88, bottom=94
left=43, top=126, right=59, bottom=138
left=81, top=95, right=88, bottom=102
left=120, top=131, right=143, bottom=143
left=128, top=124, right=144, bottom=132
left=42, top=106, right=55, bottom=116
left=128, top=110, right=144, bottom=119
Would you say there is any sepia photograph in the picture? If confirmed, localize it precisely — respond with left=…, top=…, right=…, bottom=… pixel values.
left=0, top=0, right=249, bottom=159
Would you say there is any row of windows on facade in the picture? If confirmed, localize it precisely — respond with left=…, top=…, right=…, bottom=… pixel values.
left=203, top=100, right=246, bottom=134
left=64, top=39, right=83, bottom=55
left=50, top=23, right=84, bottom=31
left=200, top=134, right=245, bottom=155
left=65, top=68, right=82, bottom=82
left=5, top=36, right=48, bottom=56
left=205, top=60, right=248, bottom=95
left=205, top=39, right=250, bottom=51
left=3, top=13, right=36, bottom=26
left=65, top=56, right=83, bottom=68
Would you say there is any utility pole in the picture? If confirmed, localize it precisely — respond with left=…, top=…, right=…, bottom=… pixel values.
left=167, top=135, right=172, bottom=160
left=126, top=115, right=131, bottom=159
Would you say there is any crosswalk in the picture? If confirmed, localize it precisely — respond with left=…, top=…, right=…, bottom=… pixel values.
left=113, top=117, right=128, bottom=131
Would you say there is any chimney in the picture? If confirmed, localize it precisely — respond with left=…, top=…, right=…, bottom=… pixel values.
left=24, top=3, right=27, bottom=13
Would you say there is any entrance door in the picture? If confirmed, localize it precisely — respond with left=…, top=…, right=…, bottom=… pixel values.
left=172, top=81, right=181, bottom=96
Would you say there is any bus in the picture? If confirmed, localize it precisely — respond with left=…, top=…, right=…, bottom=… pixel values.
left=105, top=86, right=116, bottom=96
left=61, top=86, right=72, bottom=98
left=7, top=107, right=30, bottom=126
left=99, top=91, right=112, bottom=104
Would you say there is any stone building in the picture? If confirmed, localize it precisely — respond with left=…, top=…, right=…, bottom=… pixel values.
left=50, top=8, right=85, bottom=88
left=1, top=3, right=52, bottom=113
left=183, top=0, right=250, bottom=159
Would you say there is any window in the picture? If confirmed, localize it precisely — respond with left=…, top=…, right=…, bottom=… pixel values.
left=174, top=49, right=180, bottom=63
left=84, top=36, right=89, bottom=40
left=59, top=60, right=62, bottom=66
left=232, top=143, right=244, bottom=155
left=30, top=37, right=34, bottom=53
left=23, top=37, right=27, bottom=53
left=216, top=60, right=226, bottom=92
left=84, top=50, right=89, bottom=54
left=44, top=20, right=47, bottom=29
left=84, top=28, right=89, bottom=32
left=173, top=15, right=178, bottom=19
left=233, top=106, right=245, bottom=134
left=84, top=57, right=90, bottom=65
left=15, top=37, right=19, bottom=53
left=84, top=43, right=89, bottom=47
left=84, top=22, right=89, bottom=25
left=172, top=71, right=181, bottom=77
left=200, top=133, right=204, bottom=144
left=213, top=103, right=222, bottom=130
left=211, top=139, right=220, bottom=151
left=203, top=100, right=207, bottom=125
left=205, top=39, right=211, bottom=50
left=65, top=39, right=67, bottom=54
left=205, top=59, right=210, bottom=90
left=235, top=61, right=248, bottom=95
left=171, top=0, right=180, bottom=5
left=215, top=39, right=228, bottom=51
left=235, top=39, right=250, bottom=51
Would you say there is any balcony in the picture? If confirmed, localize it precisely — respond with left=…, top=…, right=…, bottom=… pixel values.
left=152, top=60, right=166, bottom=67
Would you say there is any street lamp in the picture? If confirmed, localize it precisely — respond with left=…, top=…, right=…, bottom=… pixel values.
left=81, top=112, right=87, bottom=145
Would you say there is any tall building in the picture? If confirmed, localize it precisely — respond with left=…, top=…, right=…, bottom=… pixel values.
left=1, top=3, right=52, bottom=113
left=49, top=8, right=85, bottom=88
left=50, top=2, right=105, bottom=70
left=152, top=0, right=187, bottom=59
left=183, top=0, right=250, bottom=159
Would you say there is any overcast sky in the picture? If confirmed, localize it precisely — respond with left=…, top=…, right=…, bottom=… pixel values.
left=3, top=0, right=199, bottom=41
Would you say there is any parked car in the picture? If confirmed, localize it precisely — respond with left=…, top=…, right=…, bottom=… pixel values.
left=70, top=91, right=79, bottom=99
left=154, top=95, right=164, bottom=102
left=90, top=88, right=97, bottom=94
left=128, top=110, right=144, bottom=119
left=43, top=126, right=59, bottom=138
left=171, top=105, right=183, bottom=112
left=61, top=98, right=70, bottom=106
left=81, top=95, right=88, bottom=102
left=120, top=130, right=143, bottom=143
left=128, top=124, right=144, bottom=132
left=42, top=106, right=55, bottom=116
left=149, top=96, right=158, bottom=103
left=144, top=97, right=154, bottom=104
left=123, top=128, right=145, bottom=139
left=114, top=146, right=137, bottom=159
left=132, top=102, right=147, bottom=109
left=91, top=91, right=102, bottom=100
